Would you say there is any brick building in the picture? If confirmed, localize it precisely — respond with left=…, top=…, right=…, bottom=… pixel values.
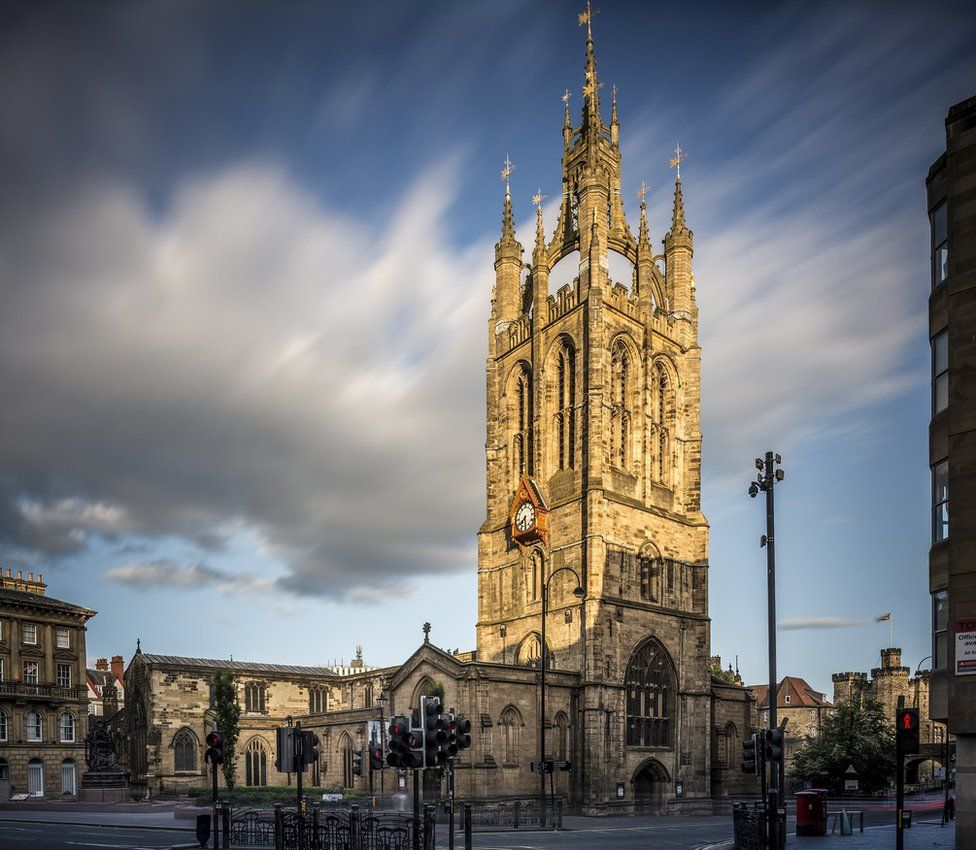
left=122, top=13, right=756, bottom=813
left=0, top=569, right=95, bottom=799
left=748, top=677, right=834, bottom=772
left=87, top=655, right=125, bottom=718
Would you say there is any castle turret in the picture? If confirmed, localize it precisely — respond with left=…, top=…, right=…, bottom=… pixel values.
left=492, top=161, right=523, bottom=328
left=664, top=168, right=694, bottom=319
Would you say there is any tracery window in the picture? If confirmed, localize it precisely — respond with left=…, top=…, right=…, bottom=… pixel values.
left=655, top=364, right=673, bottom=484
left=610, top=341, right=632, bottom=469
left=245, top=738, right=268, bottom=786
left=516, top=632, right=553, bottom=669
left=512, top=365, right=533, bottom=480
left=173, top=728, right=196, bottom=772
left=625, top=639, right=674, bottom=748
left=500, top=707, right=521, bottom=765
left=555, top=342, right=576, bottom=470
left=244, top=683, right=266, bottom=713
left=309, top=686, right=327, bottom=715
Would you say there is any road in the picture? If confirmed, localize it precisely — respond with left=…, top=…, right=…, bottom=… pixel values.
left=0, top=821, right=187, bottom=849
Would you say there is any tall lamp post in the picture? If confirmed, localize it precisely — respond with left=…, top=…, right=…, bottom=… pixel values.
left=539, top=566, right=585, bottom=828
left=749, top=451, right=785, bottom=850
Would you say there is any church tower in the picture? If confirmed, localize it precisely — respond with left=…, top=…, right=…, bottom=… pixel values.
left=476, top=9, right=712, bottom=809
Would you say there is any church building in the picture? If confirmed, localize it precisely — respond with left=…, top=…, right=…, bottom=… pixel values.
left=123, top=13, right=755, bottom=814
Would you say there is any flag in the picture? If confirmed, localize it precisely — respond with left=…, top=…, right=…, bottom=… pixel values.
left=876, top=612, right=891, bottom=622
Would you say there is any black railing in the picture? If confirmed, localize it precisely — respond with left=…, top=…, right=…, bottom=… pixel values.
left=458, top=798, right=562, bottom=830
left=268, top=803, right=435, bottom=850
left=732, top=801, right=767, bottom=850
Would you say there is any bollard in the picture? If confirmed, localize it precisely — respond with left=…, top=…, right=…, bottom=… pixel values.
left=274, top=803, right=284, bottom=850
left=463, top=803, right=472, bottom=850
left=840, top=810, right=852, bottom=836
left=221, top=802, right=231, bottom=849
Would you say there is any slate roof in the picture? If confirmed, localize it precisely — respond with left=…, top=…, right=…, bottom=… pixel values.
left=140, top=654, right=341, bottom=677
left=0, top=587, right=96, bottom=616
left=87, top=669, right=115, bottom=688
left=749, top=676, right=833, bottom=710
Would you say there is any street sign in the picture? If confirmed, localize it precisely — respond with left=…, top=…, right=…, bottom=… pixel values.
left=530, top=761, right=543, bottom=773
left=955, top=618, right=976, bottom=675
left=616, top=782, right=625, bottom=799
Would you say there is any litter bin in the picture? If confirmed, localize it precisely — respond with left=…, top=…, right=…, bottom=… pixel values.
left=795, top=789, right=827, bottom=836
left=195, top=813, right=211, bottom=848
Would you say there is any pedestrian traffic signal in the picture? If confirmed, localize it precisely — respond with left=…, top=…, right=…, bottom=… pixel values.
left=274, top=727, right=294, bottom=771
left=352, top=747, right=364, bottom=777
left=896, top=708, right=920, bottom=755
left=741, top=733, right=759, bottom=774
left=302, top=731, right=320, bottom=768
left=455, top=716, right=472, bottom=750
left=369, top=741, right=384, bottom=771
left=205, top=730, right=225, bottom=765
left=765, top=726, right=785, bottom=764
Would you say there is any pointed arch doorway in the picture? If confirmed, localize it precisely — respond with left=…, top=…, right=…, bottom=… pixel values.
left=632, top=758, right=670, bottom=815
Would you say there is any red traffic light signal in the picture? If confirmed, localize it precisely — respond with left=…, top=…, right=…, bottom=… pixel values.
left=205, top=730, right=225, bottom=765
left=896, top=708, right=920, bottom=755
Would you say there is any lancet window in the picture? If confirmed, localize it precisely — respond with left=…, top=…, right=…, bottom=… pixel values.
left=655, top=364, right=674, bottom=484
left=511, top=364, right=533, bottom=481
left=625, top=639, right=673, bottom=748
left=555, top=342, right=576, bottom=471
left=610, top=341, right=632, bottom=469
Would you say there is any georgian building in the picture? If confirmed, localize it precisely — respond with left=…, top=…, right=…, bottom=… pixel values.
left=0, top=569, right=95, bottom=799
left=123, top=13, right=756, bottom=813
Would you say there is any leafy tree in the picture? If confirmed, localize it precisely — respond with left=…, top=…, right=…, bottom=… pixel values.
left=212, top=670, right=242, bottom=790
left=789, top=696, right=895, bottom=794
left=709, top=660, right=739, bottom=684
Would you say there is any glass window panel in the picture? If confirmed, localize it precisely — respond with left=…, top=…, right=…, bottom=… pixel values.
left=23, top=661, right=39, bottom=684
left=57, top=664, right=71, bottom=688
left=935, top=246, right=949, bottom=285
left=23, top=623, right=36, bottom=644
left=934, top=331, right=948, bottom=375
left=56, top=628, right=69, bottom=649
left=935, top=631, right=948, bottom=669
left=935, top=374, right=949, bottom=413
left=932, top=200, right=947, bottom=248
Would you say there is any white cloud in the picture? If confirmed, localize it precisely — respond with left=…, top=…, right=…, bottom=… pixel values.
left=779, top=617, right=871, bottom=631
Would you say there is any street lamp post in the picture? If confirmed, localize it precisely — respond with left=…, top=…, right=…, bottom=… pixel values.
left=749, top=451, right=785, bottom=850
left=539, top=566, right=585, bottom=829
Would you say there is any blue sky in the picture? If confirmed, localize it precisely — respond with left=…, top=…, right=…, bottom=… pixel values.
left=1, top=0, right=975, bottom=695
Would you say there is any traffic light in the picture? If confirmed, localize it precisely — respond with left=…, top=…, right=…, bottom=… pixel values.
left=387, top=715, right=422, bottom=769
left=765, top=726, right=785, bottom=764
left=456, top=716, right=472, bottom=751
left=369, top=741, right=384, bottom=771
left=275, top=727, right=295, bottom=771
left=302, top=731, right=320, bottom=768
left=741, top=732, right=759, bottom=774
left=421, top=696, right=447, bottom=768
left=205, top=730, right=225, bottom=765
left=896, top=708, right=920, bottom=755
left=351, top=747, right=364, bottom=777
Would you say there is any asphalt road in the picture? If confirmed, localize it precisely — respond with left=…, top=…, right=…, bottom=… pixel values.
left=0, top=821, right=187, bottom=849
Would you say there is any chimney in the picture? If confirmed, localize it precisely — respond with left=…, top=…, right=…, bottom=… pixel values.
left=111, top=655, right=124, bottom=680
left=96, top=658, right=109, bottom=671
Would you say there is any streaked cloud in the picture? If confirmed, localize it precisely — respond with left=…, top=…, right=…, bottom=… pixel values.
left=779, top=617, right=871, bottom=631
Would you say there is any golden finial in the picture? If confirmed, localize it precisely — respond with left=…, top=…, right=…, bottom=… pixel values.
left=500, top=154, right=514, bottom=189
left=578, top=0, right=598, bottom=37
left=612, top=84, right=617, bottom=102
left=532, top=188, right=548, bottom=208
left=637, top=181, right=649, bottom=203
left=562, top=89, right=571, bottom=105
left=669, top=143, right=687, bottom=179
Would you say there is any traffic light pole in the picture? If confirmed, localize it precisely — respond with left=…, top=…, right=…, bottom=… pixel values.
left=896, top=740, right=904, bottom=850
left=295, top=720, right=304, bottom=815
left=412, top=768, right=421, bottom=850
left=210, top=721, right=218, bottom=850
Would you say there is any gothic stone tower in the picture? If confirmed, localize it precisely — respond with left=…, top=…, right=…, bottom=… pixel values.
left=476, top=16, right=711, bottom=811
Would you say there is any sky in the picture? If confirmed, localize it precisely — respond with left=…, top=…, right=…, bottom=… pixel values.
left=1, top=0, right=975, bottom=696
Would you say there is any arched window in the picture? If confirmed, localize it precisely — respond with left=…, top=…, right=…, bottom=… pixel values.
left=61, top=759, right=76, bottom=796
left=724, top=722, right=738, bottom=768
left=638, top=548, right=661, bottom=602
left=625, top=639, right=674, bottom=748
left=27, top=758, right=44, bottom=796
left=244, top=683, right=266, bottom=713
left=173, top=728, right=197, bottom=772
left=555, top=712, right=570, bottom=761
left=516, top=632, right=553, bottom=669
left=555, top=341, right=576, bottom=470
left=500, top=707, right=521, bottom=765
left=309, top=686, right=327, bottom=715
left=26, top=710, right=42, bottom=743
left=655, top=364, right=674, bottom=484
left=0, top=710, right=7, bottom=742
left=339, top=733, right=354, bottom=788
left=610, top=341, right=632, bottom=469
left=58, top=712, right=75, bottom=743
left=245, top=738, right=268, bottom=786
left=364, top=684, right=373, bottom=708
left=511, top=364, right=533, bottom=481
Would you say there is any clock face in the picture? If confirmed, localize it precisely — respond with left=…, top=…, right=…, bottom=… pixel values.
left=514, top=501, right=536, bottom=533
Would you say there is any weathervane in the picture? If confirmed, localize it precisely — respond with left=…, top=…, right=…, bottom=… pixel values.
left=532, top=188, right=548, bottom=208
left=500, top=155, right=514, bottom=195
left=637, top=181, right=649, bottom=204
left=578, top=0, right=598, bottom=37
left=669, top=143, right=687, bottom=179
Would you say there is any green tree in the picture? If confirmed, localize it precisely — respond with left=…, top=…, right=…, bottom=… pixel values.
left=788, top=696, right=895, bottom=794
left=212, top=670, right=241, bottom=790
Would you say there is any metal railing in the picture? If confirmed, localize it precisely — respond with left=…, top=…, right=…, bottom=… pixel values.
left=457, top=798, right=562, bottom=830
left=268, top=803, right=435, bottom=850
left=732, top=801, right=767, bottom=850
left=0, top=681, right=87, bottom=700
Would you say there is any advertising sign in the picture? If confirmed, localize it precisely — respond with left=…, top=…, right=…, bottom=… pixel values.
left=955, top=618, right=976, bottom=675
